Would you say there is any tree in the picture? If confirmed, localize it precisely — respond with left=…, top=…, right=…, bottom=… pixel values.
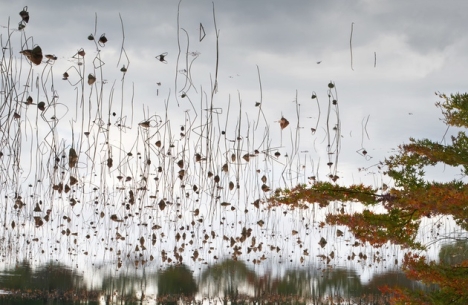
left=268, top=92, right=468, bottom=304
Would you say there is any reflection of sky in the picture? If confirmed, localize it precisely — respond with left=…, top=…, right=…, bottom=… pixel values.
left=1, top=0, right=467, bottom=289
left=1, top=0, right=466, bottom=185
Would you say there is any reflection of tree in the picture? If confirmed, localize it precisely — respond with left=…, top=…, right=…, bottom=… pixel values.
left=312, top=268, right=361, bottom=301
left=0, top=261, right=91, bottom=302
left=199, top=259, right=256, bottom=301
left=0, top=261, right=85, bottom=291
left=1, top=259, right=443, bottom=303
left=362, top=270, right=420, bottom=302
left=199, top=260, right=364, bottom=303
left=101, top=267, right=158, bottom=304
left=275, top=269, right=309, bottom=296
left=268, top=92, right=468, bottom=302
left=158, top=264, right=197, bottom=300
left=0, top=260, right=34, bottom=290
left=439, top=240, right=468, bottom=266
left=34, top=261, right=85, bottom=292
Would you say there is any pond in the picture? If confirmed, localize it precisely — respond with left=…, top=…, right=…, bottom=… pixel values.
left=1, top=3, right=467, bottom=304
left=0, top=259, right=437, bottom=304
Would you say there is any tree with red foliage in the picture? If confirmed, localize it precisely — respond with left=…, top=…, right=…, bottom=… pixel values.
left=269, top=92, right=468, bottom=304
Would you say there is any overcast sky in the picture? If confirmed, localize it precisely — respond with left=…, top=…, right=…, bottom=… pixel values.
left=2, top=0, right=468, bottom=186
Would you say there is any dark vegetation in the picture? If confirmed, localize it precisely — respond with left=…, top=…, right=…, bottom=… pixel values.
left=270, top=93, right=468, bottom=303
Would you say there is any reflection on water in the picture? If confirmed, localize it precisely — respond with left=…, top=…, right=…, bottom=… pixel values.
left=0, top=258, right=435, bottom=304
left=0, top=4, right=466, bottom=305
left=0, top=261, right=99, bottom=304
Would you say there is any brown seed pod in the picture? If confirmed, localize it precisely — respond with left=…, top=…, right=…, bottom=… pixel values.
left=178, top=170, right=185, bottom=179
left=87, top=74, right=96, bottom=85
left=70, top=176, right=78, bottom=186
left=253, top=199, right=260, bottom=209
left=69, top=147, right=78, bottom=168
left=319, top=237, right=327, bottom=248
left=110, top=214, right=123, bottom=222
left=19, top=7, right=29, bottom=23
left=20, top=45, right=42, bottom=65
left=177, top=160, right=184, bottom=168
left=45, top=54, right=57, bottom=61
left=138, top=121, right=151, bottom=128
left=98, top=34, right=108, bottom=45
left=37, top=102, right=45, bottom=111
left=158, top=200, right=166, bottom=211
left=34, top=216, right=43, bottom=227
left=156, top=52, right=168, bottom=63
left=279, top=117, right=289, bottom=129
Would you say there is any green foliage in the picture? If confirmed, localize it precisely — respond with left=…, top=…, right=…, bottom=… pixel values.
left=391, top=133, right=468, bottom=177
left=268, top=92, right=468, bottom=304
left=397, top=253, right=468, bottom=305
left=385, top=148, right=432, bottom=190
left=436, top=92, right=468, bottom=128
left=271, top=182, right=379, bottom=208
left=327, top=209, right=423, bottom=249
left=439, top=240, right=468, bottom=266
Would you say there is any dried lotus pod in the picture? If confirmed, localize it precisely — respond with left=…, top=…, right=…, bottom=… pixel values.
left=19, top=6, right=29, bottom=23
left=279, top=117, right=289, bottom=129
left=20, top=45, right=42, bottom=65
left=88, top=74, right=96, bottom=85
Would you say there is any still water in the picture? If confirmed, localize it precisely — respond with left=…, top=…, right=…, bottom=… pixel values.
left=0, top=257, right=441, bottom=304
left=1, top=4, right=467, bottom=304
